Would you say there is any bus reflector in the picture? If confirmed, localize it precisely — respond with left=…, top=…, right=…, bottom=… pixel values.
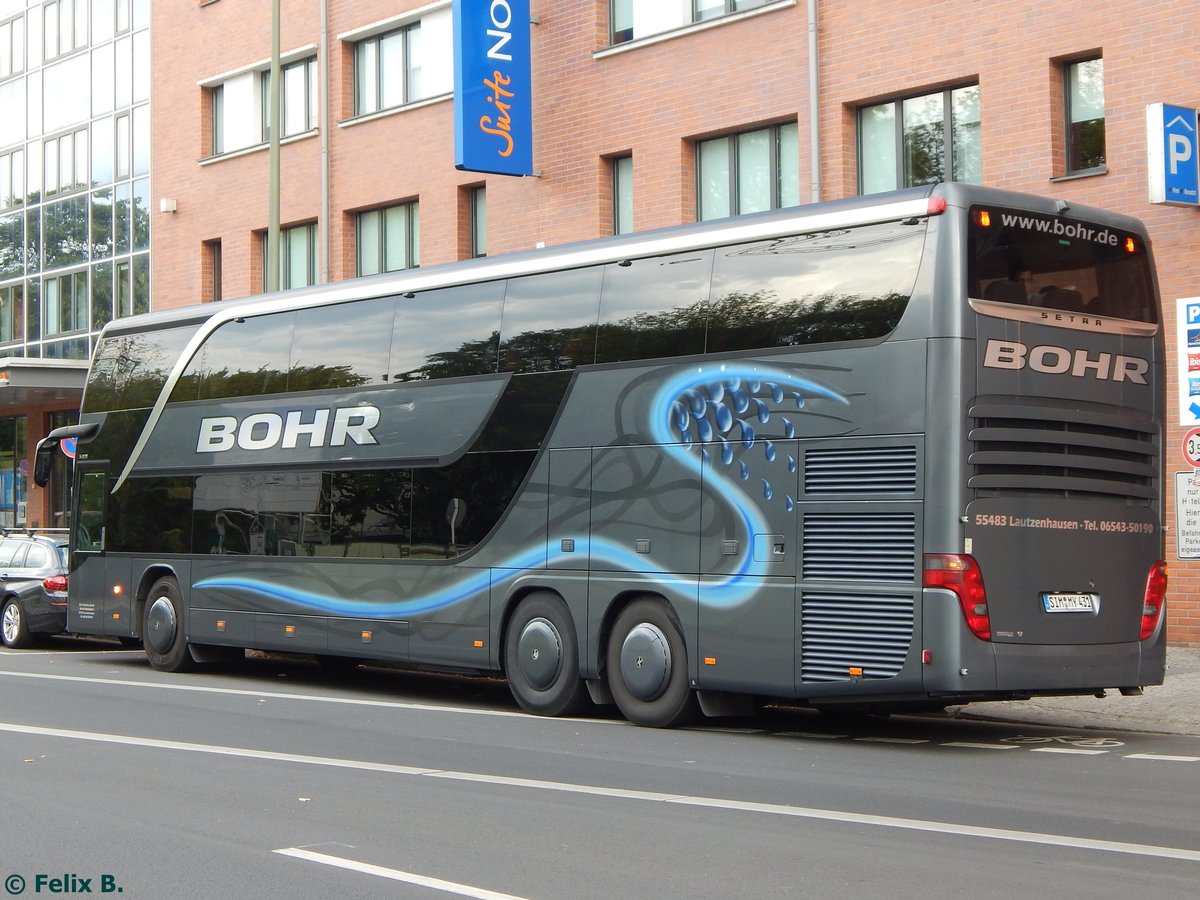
left=1140, top=560, right=1167, bottom=640
left=924, top=554, right=990, bottom=640
left=473, top=640, right=484, bottom=648
left=848, top=666, right=864, bottom=677
left=704, top=657, right=716, bottom=666
left=362, top=630, right=373, bottom=642
left=284, top=625, right=296, bottom=637
left=216, top=620, right=226, bottom=632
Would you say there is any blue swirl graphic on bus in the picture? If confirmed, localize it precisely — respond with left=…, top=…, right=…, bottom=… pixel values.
left=194, top=362, right=848, bottom=616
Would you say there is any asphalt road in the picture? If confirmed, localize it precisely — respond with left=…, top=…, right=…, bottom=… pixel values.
left=2, top=638, right=1198, bottom=899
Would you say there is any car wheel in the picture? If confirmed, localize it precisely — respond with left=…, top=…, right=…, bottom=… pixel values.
left=1, top=598, right=33, bottom=649
left=142, top=577, right=194, bottom=672
left=504, top=591, right=589, bottom=717
left=606, top=597, right=699, bottom=728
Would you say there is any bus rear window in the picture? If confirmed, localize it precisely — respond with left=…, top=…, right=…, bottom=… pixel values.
left=968, top=205, right=1156, bottom=324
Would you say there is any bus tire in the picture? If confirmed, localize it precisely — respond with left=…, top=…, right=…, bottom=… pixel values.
left=142, top=577, right=194, bottom=673
left=1, top=598, right=33, bottom=649
left=504, top=591, right=588, bottom=717
left=606, top=597, right=698, bottom=728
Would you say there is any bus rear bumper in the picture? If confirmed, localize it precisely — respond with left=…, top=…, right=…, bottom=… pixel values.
left=989, top=637, right=1167, bottom=694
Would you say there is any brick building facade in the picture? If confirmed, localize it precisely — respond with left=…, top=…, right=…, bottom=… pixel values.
left=144, top=0, right=1198, bottom=643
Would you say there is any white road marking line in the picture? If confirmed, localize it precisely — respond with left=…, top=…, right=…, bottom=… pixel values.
left=1125, top=753, right=1200, bottom=762
left=275, top=848, right=529, bottom=899
left=941, top=742, right=1020, bottom=750
left=1030, top=747, right=1108, bottom=755
left=2, top=721, right=1198, bottom=864
left=0, top=668, right=617, bottom=724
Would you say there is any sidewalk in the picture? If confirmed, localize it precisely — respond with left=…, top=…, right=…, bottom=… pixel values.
left=952, top=646, right=1200, bottom=736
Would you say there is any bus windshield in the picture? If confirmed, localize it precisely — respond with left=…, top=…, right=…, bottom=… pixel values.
left=968, top=204, right=1156, bottom=324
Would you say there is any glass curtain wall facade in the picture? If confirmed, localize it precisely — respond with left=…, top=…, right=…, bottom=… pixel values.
left=0, top=0, right=151, bottom=362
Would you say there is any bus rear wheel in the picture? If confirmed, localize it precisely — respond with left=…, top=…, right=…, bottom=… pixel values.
left=142, top=576, right=194, bottom=673
left=504, top=592, right=588, bottom=717
left=606, top=597, right=698, bottom=728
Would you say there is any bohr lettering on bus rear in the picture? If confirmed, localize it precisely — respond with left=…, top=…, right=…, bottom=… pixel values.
left=197, top=406, right=381, bottom=453
left=982, top=338, right=1148, bottom=384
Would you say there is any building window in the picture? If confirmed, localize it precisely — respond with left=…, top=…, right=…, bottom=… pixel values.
left=262, top=223, right=317, bottom=291
left=697, top=122, right=798, bottom=221
left=859, top=85, right=980, bottom=194
left=43, top=129, right=88, bottom=197
left=610, top=0, right=633, bottom=43
left=470, top=187, right=486, bottom=258
left=357, top=203, right=419, bottom=276
left=354, top=23, right=423, bottom=116
left=694, top=0, right=768, bottom=21
left=42, top=0, right=88, bottom=62
left=0, top=283, right=22, bottom=343
left=207, top=55, right=316, bottom=157
left=613, top=0, right=774, bottom=44
left=262, top=57, right=318, bottom=142
left=210, top=85, right=224, bottom=155
left=0, top=148, right=23, bottom=208
left=613, top=155, right=633, bottom=234
left=1066, top=57, right=1105, bottom=173
left=204, top=239, right=222, bottom=301
left=44, top=270, right=88, bottom=335
left=0, top=14, right=25, bottom=79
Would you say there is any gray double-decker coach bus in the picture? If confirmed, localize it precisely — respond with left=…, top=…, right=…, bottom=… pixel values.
left=36, top=183, right=1167, bottom=727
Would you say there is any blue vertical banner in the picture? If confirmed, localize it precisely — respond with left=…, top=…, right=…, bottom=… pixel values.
left=453, top=0, right=534, bottom=177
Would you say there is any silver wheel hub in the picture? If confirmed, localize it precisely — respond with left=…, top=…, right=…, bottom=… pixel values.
left=2, top=603, right=19, bottom=643
left=145, top=596, right=177, bottom=653
left=516, top=617, right=562, bottom=690
left=619, top=623, right=671, bottom=701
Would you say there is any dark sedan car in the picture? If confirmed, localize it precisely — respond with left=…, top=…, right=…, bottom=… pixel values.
left=0, top=531, right=69, bottom=648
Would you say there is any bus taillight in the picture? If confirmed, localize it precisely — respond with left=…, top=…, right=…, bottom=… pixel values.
left=1140, top=561, right=1167, bottom=640
left=924, top=554, right=990, bottom=641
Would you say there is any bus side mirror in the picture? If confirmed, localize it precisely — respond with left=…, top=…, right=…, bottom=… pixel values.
left=33, top=438, right=57, bottom=488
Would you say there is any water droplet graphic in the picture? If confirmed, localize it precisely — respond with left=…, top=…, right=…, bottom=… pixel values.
left=721, top=438, right=734, bottom=465
left=764, top=441, right=776, bottom=462
left=739, top=461, right=750, bottom=480
left=697, top=418, right=713, bottom=442
left=762, top=479, right=773, bottom=500
left=755, top=399, right=770, bottom=424
left=714, top=402, right=733, bottom=433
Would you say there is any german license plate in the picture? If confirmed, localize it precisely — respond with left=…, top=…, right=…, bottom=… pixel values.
left=1042, top=592, right=1098, bottom=613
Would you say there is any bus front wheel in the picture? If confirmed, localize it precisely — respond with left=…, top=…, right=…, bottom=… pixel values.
left=142, top=577, right=194, bottom=673
left=606, top=597, right=698, bottom=728
left=504, top=592, right=588, bottom=717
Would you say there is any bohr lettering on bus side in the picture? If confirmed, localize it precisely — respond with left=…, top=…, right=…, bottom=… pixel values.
left=196, top=406, right=380, bottom=453
left=982, top=338, right=1149, bottom=384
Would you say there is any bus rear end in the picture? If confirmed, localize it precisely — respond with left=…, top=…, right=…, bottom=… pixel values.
left=932, top=191, right=1166, bottom=698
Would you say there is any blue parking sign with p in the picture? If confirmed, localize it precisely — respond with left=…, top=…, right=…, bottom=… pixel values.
left=1148, top=103, right=1200, bottom=206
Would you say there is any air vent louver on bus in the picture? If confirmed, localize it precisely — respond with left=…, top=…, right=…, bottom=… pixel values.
left=968, top=398, right=1158, bottom=502
left=802, top=512, right=917, bottom=582
left=804, top=446, right=918, bottom=494
left=800, top=591, right=914, bottom=682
